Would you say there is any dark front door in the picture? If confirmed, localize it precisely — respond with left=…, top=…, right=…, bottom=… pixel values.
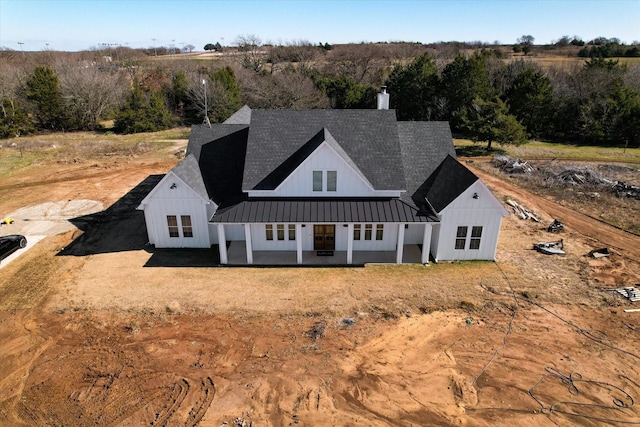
left=314, top=225, right=335, bottom=250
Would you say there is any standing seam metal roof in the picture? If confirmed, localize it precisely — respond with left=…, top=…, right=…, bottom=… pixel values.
left=211, top=199, right=438, bottom=223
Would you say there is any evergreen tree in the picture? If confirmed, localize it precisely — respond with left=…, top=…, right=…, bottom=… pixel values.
left=504, top=65, right=554, bottom=138
left=0, top=98, right=35, bottom=138
left=24, top=66, right=66, bottom=130
left=169, top=71, right=190, bottom=120
left=113, top=84, right=174, bottom=134
left=315, top=76, right=377, bottom=109
left=385, top=52, right=440, bottom=120
left=440, top=52, right=496, bottom=129
left=459, top=96, right=528, bottom=150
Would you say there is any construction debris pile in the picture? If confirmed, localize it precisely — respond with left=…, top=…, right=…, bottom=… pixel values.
left=492, top=155, right=533, bottom=174
left=492, top=156, right=640, bottom=200
left=614, top=181, right=640, bottom=199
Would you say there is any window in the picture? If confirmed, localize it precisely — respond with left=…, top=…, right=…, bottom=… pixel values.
left=376, top=224, right=384, bottom=240
left=327, top=171, right=337, bottom=191
left=288, top=224, right=296, bottom=240
left=470, top=226, right=483, bottom=250
left=455, top=226, right=468, bottom=250
left=313, top=171, right=323, bottom=191
left=167, top=215, right=179, bottom=237
left=181, top=215, right=193, bottom=237
left=353, top=224, right=361, bottom=240
left=277, top=224, right=285, bottom=240
left=266, top=224, right=273, bottom=240
left=365, top=224, right=372, bottom=240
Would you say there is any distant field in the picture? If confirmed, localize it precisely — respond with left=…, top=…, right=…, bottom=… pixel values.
left=515, top=55, right=640, bottom=70
left=455, top=138, right=640, bottom=163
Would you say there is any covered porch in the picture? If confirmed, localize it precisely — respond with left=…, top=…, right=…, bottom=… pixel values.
left=224, top=241, right=426, bottom=266
left=212, top=198, right=437, bottom=266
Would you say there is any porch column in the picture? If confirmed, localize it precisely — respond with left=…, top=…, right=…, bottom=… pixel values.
left=346, top=223, right=354, bottom=264
left=421, top=223, right=432, bottom=264
left=296, top=224, right=303, bottom=264
left=396, top=224, right=405, bottom=264
left=244, top=224, right=253, bottom=264
left=217, top=224, right=227, bottom=264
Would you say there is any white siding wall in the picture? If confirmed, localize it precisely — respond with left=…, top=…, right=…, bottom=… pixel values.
left=225, top=225, right=245, bottom=240
left=350, top=223, right=396, bottom=251
left=404, top=224, right=425, bottom=244
left=141, top=174, right=211, bottom=248
left=248, top=222, right=399, bottom=251
left=249, top=142, right=400, bottom=198
left=250, top=223, right=299, bottom=251
left=432, top=181, right=506, bottom=261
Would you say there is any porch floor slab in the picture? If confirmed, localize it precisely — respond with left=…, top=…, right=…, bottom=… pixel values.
left=225, top=242, right=425, bottom=266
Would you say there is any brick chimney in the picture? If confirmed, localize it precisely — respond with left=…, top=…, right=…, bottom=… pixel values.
left=377, top=86, right=389, bottom=110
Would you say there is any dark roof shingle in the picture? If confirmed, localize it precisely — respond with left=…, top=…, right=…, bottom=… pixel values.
left=243, top=109, right=406, bottom=191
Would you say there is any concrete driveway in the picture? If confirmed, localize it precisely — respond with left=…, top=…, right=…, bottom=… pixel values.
left=1, top=199, right=104, bottom=269
left=0, top=235, right=46, bottom=269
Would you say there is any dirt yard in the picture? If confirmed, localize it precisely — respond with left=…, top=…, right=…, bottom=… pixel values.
left=0, top=139, right=639, bottom=426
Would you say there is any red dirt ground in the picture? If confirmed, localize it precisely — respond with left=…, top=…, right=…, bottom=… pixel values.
left=0, top=152, right=639, bottom=426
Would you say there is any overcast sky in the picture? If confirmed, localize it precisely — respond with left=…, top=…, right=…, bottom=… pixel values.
left=1, top=0, right=639, bottom=52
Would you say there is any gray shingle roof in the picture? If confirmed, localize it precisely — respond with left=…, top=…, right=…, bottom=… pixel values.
left=419, top=155, right=479, bottom=213
left=181, top=124, right=249, bottom=204
left=243, top=109, right=406, bottom=191
left=179, top=107, right=467, bottom=218
left=171, top=153, right=209, bottom=200
left=223, top=105, right=252, bottom=124
left=397, top=121, right=456, bottom=196
left=253, top=128, right=372, bottom=190
left=398, top=122, right=480, bottom=214
left=186, top=124, right=248, bottom=161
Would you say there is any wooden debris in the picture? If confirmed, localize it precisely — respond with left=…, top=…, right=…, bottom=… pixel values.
left=506, top=200, right=539, bottom=222
left=615, top=287, right=640, bottom=302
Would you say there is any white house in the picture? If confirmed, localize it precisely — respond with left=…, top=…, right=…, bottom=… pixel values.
left=138, top=90, right=508, bottom=265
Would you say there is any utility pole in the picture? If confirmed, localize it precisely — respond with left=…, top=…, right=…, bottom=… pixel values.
left=152, top=38, right=157, bottom=56
left=17, top=42, right=25, bottom=57
left=202, top=79, right=211, bottom=127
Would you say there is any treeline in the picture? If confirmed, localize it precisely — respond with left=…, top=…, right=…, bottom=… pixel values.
left=0, top=41, right=639, bottom=148
left=577, top=37, right=640, bottom=59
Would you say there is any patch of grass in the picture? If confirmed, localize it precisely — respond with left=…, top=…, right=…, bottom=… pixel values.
left=455, top=138, right=640, bottom=163
left=0, top=128, right=188, bottom=175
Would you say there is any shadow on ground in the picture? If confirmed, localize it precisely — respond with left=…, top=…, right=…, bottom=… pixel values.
left=144, top=247, right=219, bottom=267
left=455, top=145, right=506, bottom=157
left=58, top=174, right=221, bottom=267
left=58, top=175, right=163, bottom=257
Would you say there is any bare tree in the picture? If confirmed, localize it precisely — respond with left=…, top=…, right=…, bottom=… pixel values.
left=266, top=40, right=319, bottom=76
left=57, top=62, right=127, bottom=130
left=235, top=34, right=266, bottom=73
left=237, top=67, right=328, bottom=109
left=325, top=43, right=386, bottom=84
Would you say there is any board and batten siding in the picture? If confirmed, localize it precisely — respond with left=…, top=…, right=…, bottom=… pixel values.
left=249, top=142, right=401, bottom=198
left=249, top=222, right=399, bottom=251
left=432, top=181, right=507, bottom=261
left=140, top=173, right=211, bottom=248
